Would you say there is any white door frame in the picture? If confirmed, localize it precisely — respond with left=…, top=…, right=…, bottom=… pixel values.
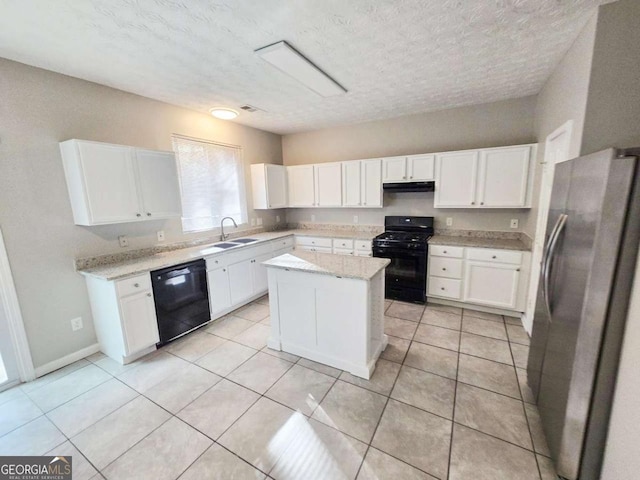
left=524, top=120, right=573, bottom=332
left=0, top=227, right=35, bottom=383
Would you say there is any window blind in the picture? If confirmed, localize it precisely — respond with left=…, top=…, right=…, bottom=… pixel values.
left=172, top=136, right=247, bottom=233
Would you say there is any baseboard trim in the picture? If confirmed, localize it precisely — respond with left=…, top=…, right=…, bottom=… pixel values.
left=34, top=343, right=100, bottom=378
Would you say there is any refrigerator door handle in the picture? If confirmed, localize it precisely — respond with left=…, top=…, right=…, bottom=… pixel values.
left=541, top=214, right=563, bottom=312
left=543, top=214, right=568, bottom=321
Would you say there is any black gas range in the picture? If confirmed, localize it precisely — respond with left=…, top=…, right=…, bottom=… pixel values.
left=372, top=216, right=434, bottom=304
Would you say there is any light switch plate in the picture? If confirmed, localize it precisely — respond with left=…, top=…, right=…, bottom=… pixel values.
left=311, top=214, right=316, bottom=222
left=276, top=215, right=281, bottom=223
left=251, top=218, right=256, bottom=226
left=157, top=230, right=165, bottom=242
left=118, top=235, right=128, bottom=248
left=446, top=217, right=453, bottom=227
left=510, top=219, right=519, bottom=229
left=257, top=218, right=263, bottom=226
left=353, top=215, right=359, bottom=224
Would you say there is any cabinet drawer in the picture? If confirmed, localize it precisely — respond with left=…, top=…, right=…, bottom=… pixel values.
left=333, top=247, right=355, bottom=255
left=428, top=276, right=462, bottom=299
left=430, top=245, right=464, bottom=258
left=117, top=274, right=151, bottom=297
left=295, top=236, right=332, bottom=248
left=272, top=236, right=294, bottom=250
left=467, top=248, right=522, bottom=265
left=355, top=240, right=372, bottom=251
left=333, top=238, right=354, bottom=249
left=429, top=257, right=463, bottom=279
left=206, top=255, right=228, bottom=270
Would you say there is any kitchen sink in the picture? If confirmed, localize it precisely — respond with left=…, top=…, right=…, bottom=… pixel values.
left=214, top=242, right=239, bottom=249
left=231, top=238, right=259, bottom=244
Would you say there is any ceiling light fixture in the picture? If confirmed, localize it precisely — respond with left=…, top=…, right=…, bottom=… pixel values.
left=255, top=41, right=347, bottom=97
left=210, top=107, right=239, bottom=120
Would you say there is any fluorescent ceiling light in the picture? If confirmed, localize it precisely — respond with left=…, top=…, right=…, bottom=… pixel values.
left=255, top=41, right=347, bottom=97
left=210, top=107, right=239, bottom=120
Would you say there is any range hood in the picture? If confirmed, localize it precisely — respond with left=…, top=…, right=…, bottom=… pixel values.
left=383, top=181, right=435, bottom=193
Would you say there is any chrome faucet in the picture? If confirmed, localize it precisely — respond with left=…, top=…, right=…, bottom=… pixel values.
left=220, top=216, right=238, bottom=241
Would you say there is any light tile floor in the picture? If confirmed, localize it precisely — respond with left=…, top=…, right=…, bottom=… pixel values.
left=0, top=296, right=557, bottom=480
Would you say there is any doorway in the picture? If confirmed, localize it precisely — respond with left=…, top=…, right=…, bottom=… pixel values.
left=524, top=121, right=573, bottom=332
left=0, top=227, right=34, bottom=390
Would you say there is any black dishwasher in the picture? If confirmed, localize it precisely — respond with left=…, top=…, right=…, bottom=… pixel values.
left=151, top=259, right=210, bottom=346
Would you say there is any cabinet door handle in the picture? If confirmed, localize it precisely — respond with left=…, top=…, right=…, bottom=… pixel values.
left=136, top=213, right=141, bottom=217
left=147, top=212, right=152, bottom=216
left=134, top=283, right=140, bottom=288
left=443, top=250, right=447, bottom=254
left=471, top=202, right=475, bottom=205
left=442, top=268, right=446, bottom=271
left=214, top=260, right=219, bottom=264
left=441, top=287, right=445, bottom=291
left=480, top=202, right=484, bottom=206
left=492, top=255, right=497, bottom=259
left=516, top=268, right=520, bottom=272
left=410, top=176, right=413, bottom=179
left=146, top=293, right=152, bottom=297
left=223, top=268, right=226, bottom=272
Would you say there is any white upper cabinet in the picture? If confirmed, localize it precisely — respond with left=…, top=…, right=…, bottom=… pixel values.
left=342, top=161, right=361, bottom=207
left=477, top=146, right=531, bottom=207
left=251, top=163, right=287, bottom=209
left=314, top=163, right=342, bottom=207
left=434, top=151, right=479, bottom=207
left=361, top=159, right=382, bottom=207
left=382, top=156, right=407, bottom=182
left=383, top=154, right=434, bottom=183
left=407, top=154, right=435, bottom=181
left=434, top=144, right=535, bottom=208
left=287, top=165, right=315, bottom=207
left=60, top=139, right=181, bottom=225
left=341, top=158, right=383, bottom=208
left=135, top=149, right=182, bottom=219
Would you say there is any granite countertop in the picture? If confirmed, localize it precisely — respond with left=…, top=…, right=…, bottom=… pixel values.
left=263, top=251, right=390, bottom=281
left=77, top=228, right=380, bottom=281
left=429, top=235, right=531, bottom=251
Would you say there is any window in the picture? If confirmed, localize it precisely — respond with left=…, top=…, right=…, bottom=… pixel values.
left=172, top=136, right=247, bottom=233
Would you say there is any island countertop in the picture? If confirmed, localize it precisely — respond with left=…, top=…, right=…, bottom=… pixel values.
left=263, top=251, right=390, bottom=281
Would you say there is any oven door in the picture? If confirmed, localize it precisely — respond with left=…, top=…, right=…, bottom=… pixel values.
left=373, top=246, right=427, bottom=302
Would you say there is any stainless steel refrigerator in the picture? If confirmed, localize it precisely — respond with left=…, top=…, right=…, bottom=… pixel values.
left=527, top=148, right=640, bottom=480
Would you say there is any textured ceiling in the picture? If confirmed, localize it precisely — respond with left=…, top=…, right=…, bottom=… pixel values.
left=0, top=0, right=613, bottom=134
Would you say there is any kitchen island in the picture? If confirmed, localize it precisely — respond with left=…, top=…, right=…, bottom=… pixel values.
left=263, top=251, right=390, bottom=379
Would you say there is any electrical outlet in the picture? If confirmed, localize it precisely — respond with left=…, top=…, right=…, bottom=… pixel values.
left=70, top=317, right=83, bottom=331
left=251, top=218, right=256, bottom=226
left=446, top=217, right=453, bottom=227
left=311, top=214, right=316, bottom=222
left=157, top=230, right=165, bottom=242
left=510, top=219, right=519, bottom=229
left=118, top=235, right=128, bottom=248
left=276, top=215, right=281, bottom=223
left=353, top=215, right=359, bottom=224
left=257, top=217, right=263, bottom=226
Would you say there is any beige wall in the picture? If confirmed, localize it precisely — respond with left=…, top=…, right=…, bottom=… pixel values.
left=0, top=58, right=283, bottom=369
left=523, top=13, right=598, bottom=237
left=283, top=97, right=537, bottom=231
left=581, top=0, right=640, bottom=154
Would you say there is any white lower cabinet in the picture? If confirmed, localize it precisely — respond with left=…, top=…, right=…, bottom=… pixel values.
left=119, top=290, right=159, bottom=355
left=464, top=261, right=520, bottom=309
left=205, top=236, right=295, bottom=320
left=252, top=252, right=273, bottom=293
left=85, top=273, right=160, bottom=364
left=228, top=259, right=254, bottom=305
left=428, top=244, right=530, bottom=312
left=207, top=267, right=232, bottom=317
